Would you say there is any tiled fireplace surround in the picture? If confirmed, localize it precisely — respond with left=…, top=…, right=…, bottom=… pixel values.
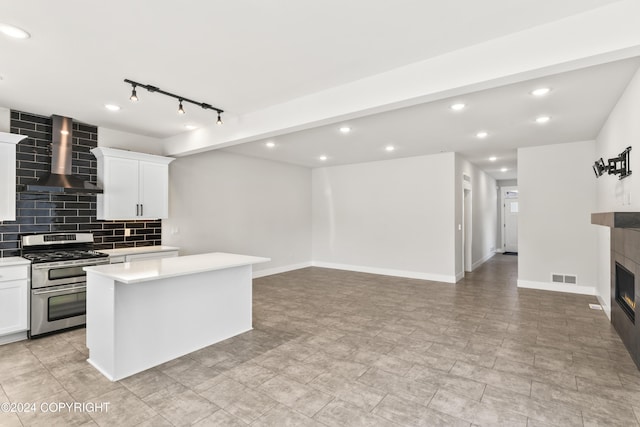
left=592, top=212, right=640, bottom=369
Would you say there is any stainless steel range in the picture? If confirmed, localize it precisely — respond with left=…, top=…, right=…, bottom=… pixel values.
left=21, top=233, right=109, bottom=337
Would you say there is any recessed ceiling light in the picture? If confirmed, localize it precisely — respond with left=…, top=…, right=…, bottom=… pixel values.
left=500, top=167, right=508, bottom=172
left=339, top=126, right=351, bottom=134
left=450, top=103, right=466, bottom=111
left=184, top=124, right=198, bottom=130
left=476, top=131, right=488, bottom=139
left=265, top=141, right=276, bottom=148
left=104, top=104, right=120, bottom=111
left=531, top=87, right=551, bottom=96
left=0, top=24, right=31, bottom=39
left=535, top=115, right=551, bottom=124
left=319, top=155, right=328, bottom=161
left=385, top=145, right=395, bottom=152
left=489, top=156, right=497, bottom=162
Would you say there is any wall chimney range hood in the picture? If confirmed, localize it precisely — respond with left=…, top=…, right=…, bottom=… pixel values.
left=23, top=115, right=103, bottom=194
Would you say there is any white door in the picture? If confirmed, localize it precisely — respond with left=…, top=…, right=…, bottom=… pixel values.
left=139, top=161, right=169, bottom=219
left=0, top=143, right=17, bottom=221
left=0, top=280, right=28, bottom=335
left=464, top=188, right=472, bottom=272
left=104, top=157, right=139, bottom=219
left=503, top=190, right=518, bottom=253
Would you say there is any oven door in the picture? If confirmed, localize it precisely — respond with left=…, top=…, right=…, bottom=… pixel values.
left=31, top=259, right=109, bottom=288
left=30, top=283, right=87, bottom=337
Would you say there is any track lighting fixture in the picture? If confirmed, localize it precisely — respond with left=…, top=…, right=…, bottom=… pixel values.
left=129, top=84, right=138, bottom=102
left=124, top=78, right=224, bottom=124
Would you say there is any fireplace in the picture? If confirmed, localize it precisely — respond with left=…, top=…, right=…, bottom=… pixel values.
left=615, top=262, right=636, bottom=323
left=591, top=212, right=640, bottom=370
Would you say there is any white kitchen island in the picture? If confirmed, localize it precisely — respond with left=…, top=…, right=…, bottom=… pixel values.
left=83, top=252, right=269, bottom=381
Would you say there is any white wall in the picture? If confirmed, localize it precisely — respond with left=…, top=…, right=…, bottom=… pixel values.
left=0, top=108, right=9, bottom=132
left=594, top=67, right=640, bottom=315
left=162, top=151, right=312, bottom=276
left=455, top=155, right=498, bottom=276
left=518, top=140, right=598, bottom=294
left=98, top=127, right=165, bottom=155
left=312, top=153, right=457, bottom=282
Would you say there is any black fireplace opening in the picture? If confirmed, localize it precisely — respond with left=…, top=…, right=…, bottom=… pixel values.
left=616, top=262, right=636, bottom=323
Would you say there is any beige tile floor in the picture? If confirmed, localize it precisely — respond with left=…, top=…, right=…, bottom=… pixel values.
left=1, top=255, right=640, bottom=426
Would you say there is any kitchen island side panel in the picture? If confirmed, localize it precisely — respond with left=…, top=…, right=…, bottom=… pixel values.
left=87, top=265, right=252, bottom=381
left=86, top=272, right=117, bottom=380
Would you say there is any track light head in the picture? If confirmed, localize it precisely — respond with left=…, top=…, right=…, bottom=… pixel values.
left=178, top=100, right=185, bottom=115
left=129, top=85, right=138, bottom=102
left=217, top=112, right=223, bottom=125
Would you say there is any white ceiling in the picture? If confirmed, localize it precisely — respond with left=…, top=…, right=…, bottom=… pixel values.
left=0, top=0, right=637, bottom=179
left=224, top=58, right=640, bottom=179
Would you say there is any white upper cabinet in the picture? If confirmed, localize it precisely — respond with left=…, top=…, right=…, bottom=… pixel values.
left=92, top=147, right=174, bottom=220
left=0, top=132, right=27, bottom=221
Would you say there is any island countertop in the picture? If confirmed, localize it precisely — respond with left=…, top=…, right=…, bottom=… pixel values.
left=83, top=252, right=270, bottom=284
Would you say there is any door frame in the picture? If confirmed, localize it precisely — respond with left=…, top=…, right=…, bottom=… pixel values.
left=461, top=175, right=472, bottom=276
left=501, top=186, right=518, bottom=252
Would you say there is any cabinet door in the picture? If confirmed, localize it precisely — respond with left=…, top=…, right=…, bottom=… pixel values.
left=126, top=251, right=178, bottom=262
left=101, top=157, right=140, bottom=219
left=0, top=143, right=16, bottom=221
left=139, top=161, right=169, bottom=219
left=0, top=280, right=28, bottom=335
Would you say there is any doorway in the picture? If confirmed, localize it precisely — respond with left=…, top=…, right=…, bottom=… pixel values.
left=502, top=186, right=518, bottom=253
left=464, top=188, right=472, bottom=272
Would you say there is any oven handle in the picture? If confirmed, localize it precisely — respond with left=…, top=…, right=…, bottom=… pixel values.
left=31, top=259, right=109, bottom=270
left=32, top=284, right=87, bottom=296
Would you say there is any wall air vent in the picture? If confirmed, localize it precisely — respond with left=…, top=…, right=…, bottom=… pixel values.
left=551, top=273, right=578, bottom=285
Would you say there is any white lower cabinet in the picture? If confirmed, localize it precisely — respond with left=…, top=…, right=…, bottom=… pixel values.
left=109, top=250, right=179, bottom=264
left=0, top=262, right=29, bottom=344
left=126, top=251, right=178, bottom=262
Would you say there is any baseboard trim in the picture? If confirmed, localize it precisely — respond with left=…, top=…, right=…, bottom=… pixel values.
left=311, top=261, right=456, bottom=283
left=252, top=262, right=312, bottom=279
left=517, top=279, right=596, bottom=296
left=472, top=251, right=496, bottom=271
left=596, top=293, right=611, bottom=320
left=0, top=331, right=27, bottom=346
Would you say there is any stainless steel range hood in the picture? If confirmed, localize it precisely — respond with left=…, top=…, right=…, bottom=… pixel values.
left=24, top=115, right=103, bottom=194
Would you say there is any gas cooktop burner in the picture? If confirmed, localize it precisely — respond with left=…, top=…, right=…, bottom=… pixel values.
left=20, top=232, right=108, bottom=264
left=22, top=249, right=108, bottom=264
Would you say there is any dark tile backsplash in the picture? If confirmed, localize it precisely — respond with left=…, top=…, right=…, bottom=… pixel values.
left=0, top=111, right=161, bottom=257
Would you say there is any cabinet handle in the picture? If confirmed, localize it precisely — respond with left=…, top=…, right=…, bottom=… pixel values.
left=141, top=204, right=143, bottom=216
left=136, top=204, right=140, bottom=216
